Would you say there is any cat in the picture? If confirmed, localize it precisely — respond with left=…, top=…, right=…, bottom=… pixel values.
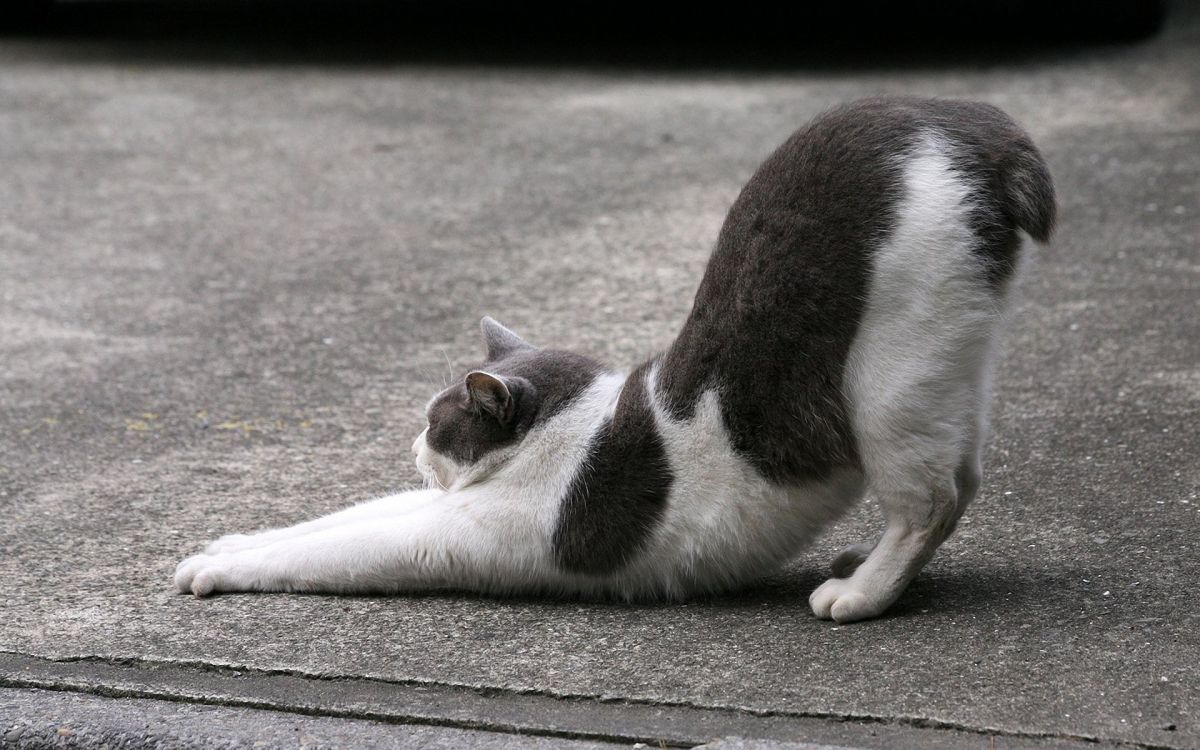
left=175, top=96, right=1055, bottom=623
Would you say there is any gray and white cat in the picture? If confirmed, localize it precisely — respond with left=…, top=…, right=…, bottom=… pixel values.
left=175, top=97, right=1055, bottom=623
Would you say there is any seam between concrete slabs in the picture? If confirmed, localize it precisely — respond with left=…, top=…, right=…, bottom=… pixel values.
left=0, top=651, right=1183, bottom=750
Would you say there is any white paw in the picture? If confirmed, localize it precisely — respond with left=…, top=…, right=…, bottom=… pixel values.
left=204, top=533, right=260, bottom=555
left=808, top=577, right=886, bottom=623
left=173, top=551, right=265, bottom=597
left=830, top=541, right=874, bottom=578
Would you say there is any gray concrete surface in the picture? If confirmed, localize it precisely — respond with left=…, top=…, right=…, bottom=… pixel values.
left=0, top=687, right=617, bottom=749
left=1, top=5, right=1198, bottom=749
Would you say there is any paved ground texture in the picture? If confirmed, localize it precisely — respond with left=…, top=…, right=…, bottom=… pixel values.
left=1, top=3, right=1197, bottom=749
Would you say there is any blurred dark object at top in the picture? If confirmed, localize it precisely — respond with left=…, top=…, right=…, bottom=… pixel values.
left=3, top=0, right=1173, bottom=66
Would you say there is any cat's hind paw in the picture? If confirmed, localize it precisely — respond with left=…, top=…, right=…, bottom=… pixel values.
left=809, top=577, right=886, bottom=623
left=830, top=542, right=874, bottom=578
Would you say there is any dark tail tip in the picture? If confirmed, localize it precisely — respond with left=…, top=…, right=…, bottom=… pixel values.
left=1007, top=149, right=1057, bottom=243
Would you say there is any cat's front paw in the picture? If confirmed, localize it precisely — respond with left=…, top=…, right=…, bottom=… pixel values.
left=174, top=551, right=268, bottom=597
left=809, top=577, right=886, bottom=623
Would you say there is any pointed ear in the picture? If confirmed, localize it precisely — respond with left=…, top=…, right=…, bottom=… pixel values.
left=481, top=316, right=534, bottom=361
left=466, top=370, right=516, bottom=423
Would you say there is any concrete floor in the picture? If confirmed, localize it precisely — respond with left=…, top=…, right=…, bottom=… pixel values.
left=1, top=4, right=1197, bottom=748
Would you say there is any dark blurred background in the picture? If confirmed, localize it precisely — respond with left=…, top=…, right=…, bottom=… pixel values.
left=4, top=0, right=1173, bottom=67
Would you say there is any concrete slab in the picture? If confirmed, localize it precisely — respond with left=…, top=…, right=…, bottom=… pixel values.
left=1, top=4, right=1197, bottom=748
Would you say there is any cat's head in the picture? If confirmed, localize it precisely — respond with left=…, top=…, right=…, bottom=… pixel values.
left=411, top=317, right=603, bottom=490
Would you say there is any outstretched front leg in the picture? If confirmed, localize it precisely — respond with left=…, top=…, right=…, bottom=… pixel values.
left=174, top=486, right=559, bottom=597
left=202, top=489, right=443, bottom=555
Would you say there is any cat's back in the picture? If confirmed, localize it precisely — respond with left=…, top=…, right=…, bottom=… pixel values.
left=730, top=97, right=1054, bottom=241
left=657, top=97, right=1055, bottom=484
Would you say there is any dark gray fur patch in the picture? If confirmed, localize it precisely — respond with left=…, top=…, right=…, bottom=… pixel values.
left=657, top=97, right=1055, bottom=484
left=426, top=345, right=605, bottom=466
left=552, top=361, right=674, bottom=575
left=658, top=99, right=906, bottom=483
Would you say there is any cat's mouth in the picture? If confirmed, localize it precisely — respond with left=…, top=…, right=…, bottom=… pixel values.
left=412, top=428, right=452, bottom=490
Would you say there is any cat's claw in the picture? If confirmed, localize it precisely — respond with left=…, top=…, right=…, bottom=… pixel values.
left=809, top=577, right=886, bottom=623
left=830, top=542, right=874, bottom=578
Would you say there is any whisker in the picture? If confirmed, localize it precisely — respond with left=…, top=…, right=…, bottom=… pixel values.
left=440, top=347, right=454, bottom=388
left=415, top=365, right=440, bottom=395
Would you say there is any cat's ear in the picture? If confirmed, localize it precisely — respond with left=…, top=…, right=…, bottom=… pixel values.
left=481, top=316, right=534, bottom=361
left=465, top=370, right=518, bottom=424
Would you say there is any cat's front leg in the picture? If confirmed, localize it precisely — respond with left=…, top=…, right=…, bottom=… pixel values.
left=177, top=524, right=417, bottom=596
left=201, top=489, right=443, bottom=555
left=174, top=487, right=555, bottom=597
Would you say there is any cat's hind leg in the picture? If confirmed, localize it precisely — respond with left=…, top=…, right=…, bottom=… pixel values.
left=809, top=136, right=1018, bottom=622
left=811, top=343, right=994, bottom=622
left=825, top=414, right=985, bottom=584
left=829, top=539, right=875, bottom=579
left=810, top=463, right=966, bottom=622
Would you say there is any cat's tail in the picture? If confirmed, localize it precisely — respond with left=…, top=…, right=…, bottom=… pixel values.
left=926, top=97, right=1058, bottom=243
left=1000, top=133, right=1057, bottom=244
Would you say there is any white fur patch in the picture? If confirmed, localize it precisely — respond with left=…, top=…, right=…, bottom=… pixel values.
left=610, top=371, right=862, bottom=598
